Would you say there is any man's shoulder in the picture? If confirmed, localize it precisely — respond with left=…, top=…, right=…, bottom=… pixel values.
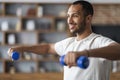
left=62, top=37, right=75, bottom=42
left=55, top=37, right=75, bottom=45
left=92, top=33, right=111, bottom=39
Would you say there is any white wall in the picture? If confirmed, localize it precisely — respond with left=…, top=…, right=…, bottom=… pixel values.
left=0, top=0, right=120, bottom=4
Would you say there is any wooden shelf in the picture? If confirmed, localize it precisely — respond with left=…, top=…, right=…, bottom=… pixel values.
left=0, top=2, right=67, bottom=77
left=110, top=72, right=120, bottom=80
left=0, top=72, right=63, bottom=80
left=1, top=72, right=120, bottom=80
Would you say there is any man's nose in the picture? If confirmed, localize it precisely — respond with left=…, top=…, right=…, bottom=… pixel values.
left=68, top=17, right=73, bottom=24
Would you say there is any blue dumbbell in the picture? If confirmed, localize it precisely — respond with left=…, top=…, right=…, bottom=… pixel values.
left=11, top=51, right=20, bottom=60
left=59, top=55, right=89, bottom=69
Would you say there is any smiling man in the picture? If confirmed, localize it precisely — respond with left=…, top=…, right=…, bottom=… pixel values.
left=8, top=1, right=120, bottom=80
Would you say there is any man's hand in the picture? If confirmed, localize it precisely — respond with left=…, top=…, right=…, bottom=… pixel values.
left=7, top=46, right=23, bottom=56
left=64, top=50, right=89, bottom=68
left=64, top=52, right=78, bottom=68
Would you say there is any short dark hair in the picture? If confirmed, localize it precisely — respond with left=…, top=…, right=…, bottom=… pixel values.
left=72, top=0, right=94, bottom=16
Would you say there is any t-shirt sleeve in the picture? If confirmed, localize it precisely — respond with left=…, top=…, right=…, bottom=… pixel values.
left=95, top=36, right=116, bottom=48
left=54, top=38, right=73, bottom=56
left=54, top=40, right=64, bottom=56
left=95, top=35, right=116, bottom=61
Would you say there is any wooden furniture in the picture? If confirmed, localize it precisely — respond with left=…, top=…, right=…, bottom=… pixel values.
left=0, top=72, right=63, bottom=80
left=0, top=72, right=120, bottom=80
left=110, top=72, right=120, bottom=80
left=0, top=2, right=68, bottom=77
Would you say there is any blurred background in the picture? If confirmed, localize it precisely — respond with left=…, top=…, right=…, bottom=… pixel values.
left=0, top=0, right=120, bottom=80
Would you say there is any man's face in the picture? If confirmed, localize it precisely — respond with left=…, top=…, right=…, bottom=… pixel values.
left=67, top=4, right=86, bottom=35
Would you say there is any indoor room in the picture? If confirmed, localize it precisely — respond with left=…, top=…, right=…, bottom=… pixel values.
left=0, top=0, right=120, bottom=80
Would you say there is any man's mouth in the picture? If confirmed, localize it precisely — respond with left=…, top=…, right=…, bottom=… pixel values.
left=69, top=24, right=76, bottom=30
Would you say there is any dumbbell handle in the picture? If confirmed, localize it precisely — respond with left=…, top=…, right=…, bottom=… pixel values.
left=11, top=51, right=20, bottom=60
left=59, top=55, right=89, bottom=69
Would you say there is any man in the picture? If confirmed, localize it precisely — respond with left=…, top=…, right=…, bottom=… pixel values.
left=8, top=1, right=120, bottom=80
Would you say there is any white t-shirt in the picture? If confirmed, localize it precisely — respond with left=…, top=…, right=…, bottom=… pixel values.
left=55, top=33, right=115, bottom=80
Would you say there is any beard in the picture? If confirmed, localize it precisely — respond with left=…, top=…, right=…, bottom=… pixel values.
left=70, top=19, right=86, bottom=36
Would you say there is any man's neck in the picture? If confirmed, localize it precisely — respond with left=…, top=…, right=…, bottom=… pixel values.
left=76, top=30, right=92, bottom=41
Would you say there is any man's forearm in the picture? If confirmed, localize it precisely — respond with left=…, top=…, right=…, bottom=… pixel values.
left=88, top=43, right=120, bottom=60
left=22, top=44, right=50, bottom=54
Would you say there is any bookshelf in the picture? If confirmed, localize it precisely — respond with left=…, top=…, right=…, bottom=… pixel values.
left=0, top=2, right=69, bottom=80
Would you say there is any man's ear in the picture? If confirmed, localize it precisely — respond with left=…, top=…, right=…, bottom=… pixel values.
left=86, top=15, right=92, bottom=23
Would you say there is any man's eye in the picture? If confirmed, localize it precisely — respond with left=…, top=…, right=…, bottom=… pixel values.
left=73, top=15, right=79, bottom=17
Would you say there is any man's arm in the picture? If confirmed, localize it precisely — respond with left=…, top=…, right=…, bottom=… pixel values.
left=88, top=42, right=120, bottom=60
left=73, top=42, right=120, bottom=60
left=8, top=43, right=57, bottom=56
left=64, top=42, right=120, bottom=67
